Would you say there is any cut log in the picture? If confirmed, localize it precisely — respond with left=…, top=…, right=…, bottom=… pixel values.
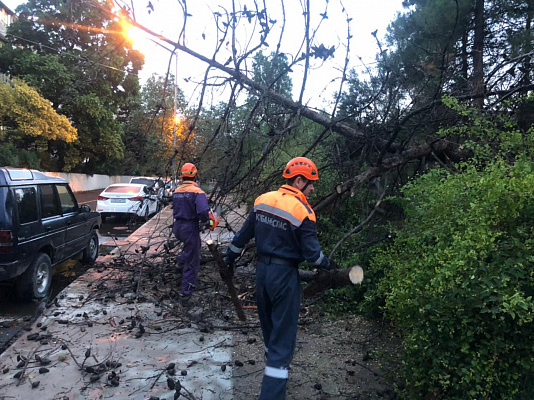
left=301, top=266, right=364, bottom=298
left=206, top=240, right=246, bottom=321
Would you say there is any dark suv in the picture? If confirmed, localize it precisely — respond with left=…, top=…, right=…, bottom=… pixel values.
left=0, top=167, right=101, bottom=300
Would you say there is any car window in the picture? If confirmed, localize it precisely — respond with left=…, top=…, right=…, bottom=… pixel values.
left=130, top=178, right=155, bottom=187
left=14, top=187, right=38, bottom=224
left=105, top=185, right=142, bottom=194
left=56, top=184, right=77, bottom=214
left=40, top=184, right=61, bottom=218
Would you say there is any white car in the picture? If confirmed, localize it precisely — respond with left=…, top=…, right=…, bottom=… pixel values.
left=130, top=176, right=166, bottom=200
left=97, top=183, right=161, bottom=222
left=129, top=176, right=163, bottom=190
left=163, top=180, right=180, bottom=201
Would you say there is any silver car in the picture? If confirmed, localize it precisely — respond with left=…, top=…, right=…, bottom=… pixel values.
left=96, top=183, right=161, bottom=222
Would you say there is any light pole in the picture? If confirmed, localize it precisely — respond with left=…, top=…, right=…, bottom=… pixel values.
left=172, top=52, right=178, bottom=183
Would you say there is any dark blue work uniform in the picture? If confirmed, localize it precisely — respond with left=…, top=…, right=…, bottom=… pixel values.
left=227, top=184, right=332, bottom=399
left=172, top=181, right=209, bottom=296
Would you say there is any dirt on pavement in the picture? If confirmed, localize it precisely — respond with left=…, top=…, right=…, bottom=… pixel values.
left=230, top=269, right=402, bottom=400
left=221, top=202, right=403, bottom=400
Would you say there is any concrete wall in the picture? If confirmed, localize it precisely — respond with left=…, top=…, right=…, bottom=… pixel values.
left=45, top=172, right=134, bottom=192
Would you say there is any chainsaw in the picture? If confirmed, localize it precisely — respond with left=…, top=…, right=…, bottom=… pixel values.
left=205, top=205, right=221, bottom=231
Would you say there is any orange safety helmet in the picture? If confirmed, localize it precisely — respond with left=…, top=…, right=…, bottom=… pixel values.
left=181, top=163, right=198, bottom=178
left=283, top=157, right=319, bottom=181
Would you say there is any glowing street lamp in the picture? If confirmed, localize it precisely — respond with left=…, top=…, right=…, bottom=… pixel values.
left=172, top=53, right=179, bottom=180
left=120, top=20, right=134, bottom=41
left=118, top=16, right=146, bottom=51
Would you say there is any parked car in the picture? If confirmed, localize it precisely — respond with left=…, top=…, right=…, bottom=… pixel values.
left=129, top=176, right=163, bottom=191
left=162, top=179, right=179, bottom=202
left=130, top=176, right=166, bottom=202
left=96, top=183, right=161, bottom=223
left=0, top=167, right=101, bottom=300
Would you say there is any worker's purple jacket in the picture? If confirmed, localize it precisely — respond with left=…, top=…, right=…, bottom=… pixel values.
left=172, top=181, right=210, bottom=228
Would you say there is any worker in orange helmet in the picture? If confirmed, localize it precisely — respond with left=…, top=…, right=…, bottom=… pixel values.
left=172, top=163, right=210, bottom=307
left=225, top=156, right=336, bottom=400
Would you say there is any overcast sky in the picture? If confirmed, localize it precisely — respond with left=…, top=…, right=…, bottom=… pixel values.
left=4, top=0, right=406, bottom=108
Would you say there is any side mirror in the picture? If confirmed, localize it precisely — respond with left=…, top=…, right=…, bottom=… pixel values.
left=80, top=204, right=91, bottom=212
left=143, top=186, right=150, bottom=194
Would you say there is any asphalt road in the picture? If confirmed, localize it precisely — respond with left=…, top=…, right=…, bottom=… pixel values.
left=73, top=188, right=101, bottom=210
left=0, top=189, right=164, bottom=352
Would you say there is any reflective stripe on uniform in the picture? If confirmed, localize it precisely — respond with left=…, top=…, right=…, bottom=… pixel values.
left=254, top=203, right=303, bottom=227
left=312, top=251, right=325, bottom=266
left=229, top=243, right=242, bottom=253
left=265, top=366, right=289, bottom=379
left=254, top=185, right=316, bottom=224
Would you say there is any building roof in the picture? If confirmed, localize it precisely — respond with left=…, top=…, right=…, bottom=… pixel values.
left=0, top=1, right=16, bottom=15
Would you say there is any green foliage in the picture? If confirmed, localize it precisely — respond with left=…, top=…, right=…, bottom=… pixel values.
left=0, top=142, right=41, bottom=169
left=372, top=158, right=534, bottom=399
left=440, top=95, right=534, bottom=163
left=252, top=51, right=293, bottom=96
left=0, top=0, right=143, bottom=172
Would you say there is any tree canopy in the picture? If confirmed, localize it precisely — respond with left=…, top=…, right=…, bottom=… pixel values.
left=0, top=79, right=78, bottom=168
left=0, top=0, right=144, bottom=172
left=1, top=0, right=534, bottom=396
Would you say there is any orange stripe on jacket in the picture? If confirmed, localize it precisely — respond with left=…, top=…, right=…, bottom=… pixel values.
left=174, top=181, right=206, bottom=195
left=254, top=184, right=316, bottom=224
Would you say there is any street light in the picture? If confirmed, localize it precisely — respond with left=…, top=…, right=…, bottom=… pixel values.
left=118, top=18, right=145, bottom=49
left=116, top=9, right=182, bottom=181
left=172, top=52, right=179, bottom=182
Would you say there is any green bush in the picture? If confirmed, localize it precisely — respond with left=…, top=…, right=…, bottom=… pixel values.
left=373, top=159, right=534, bottom=399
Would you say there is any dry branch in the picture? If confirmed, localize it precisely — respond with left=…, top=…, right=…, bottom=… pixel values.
left=206, top=240, right=246, bottom=321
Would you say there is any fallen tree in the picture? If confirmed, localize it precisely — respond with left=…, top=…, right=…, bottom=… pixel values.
left=300, top=265, right=364, bottom=298
left=206, top=239, right=247, bottom=321
left=207, top=239, right=364, bottom=306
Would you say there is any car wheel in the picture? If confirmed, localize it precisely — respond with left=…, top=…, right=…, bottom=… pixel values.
left=16, top=253, right=52, bottom=301
left=81, top=230, right=99, bottom=264
left=127, top=214, right=137, bottom=230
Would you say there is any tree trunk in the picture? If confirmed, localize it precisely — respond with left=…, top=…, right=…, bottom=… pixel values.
left=300, top=266, right=364, bottom=298
left=472, top=0, right=485, bottom=108
left=522, top=0, right=534, bottom=87
left=461, top=32, right=469, bottom=92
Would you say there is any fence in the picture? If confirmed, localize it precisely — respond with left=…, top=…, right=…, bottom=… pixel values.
left=44, top=172, right=134, bottom=192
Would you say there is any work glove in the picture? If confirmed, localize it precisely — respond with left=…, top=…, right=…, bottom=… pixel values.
left=319, top=258, right=337, bottom=271
left=224, top=247, right=239, bottom=266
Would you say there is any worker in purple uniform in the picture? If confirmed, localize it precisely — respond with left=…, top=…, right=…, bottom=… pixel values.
left=225, top=157, right=336, bottom=400
left=172, top=163, right=210, bottom=306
